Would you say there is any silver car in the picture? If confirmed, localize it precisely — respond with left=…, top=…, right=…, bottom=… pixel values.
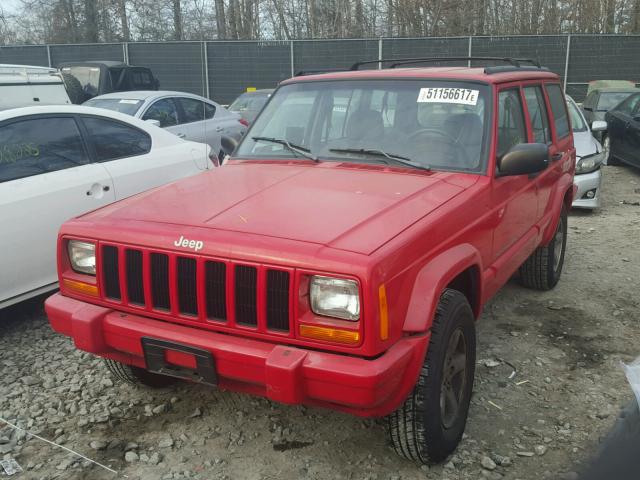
left=85, top=91, right=247, bottom=159
left=567, top=96, right=606, bottom=210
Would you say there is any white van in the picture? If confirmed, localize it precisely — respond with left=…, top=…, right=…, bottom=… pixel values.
left=0, top=64, right=72, bottom=111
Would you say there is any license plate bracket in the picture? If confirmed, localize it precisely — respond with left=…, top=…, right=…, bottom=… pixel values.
left=141, top=337, right=217, bottom=386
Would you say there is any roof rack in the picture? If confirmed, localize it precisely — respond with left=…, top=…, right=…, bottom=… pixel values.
left=294, top=68, right=350, bottom=77
left=350, top=56, right=543, bottom=71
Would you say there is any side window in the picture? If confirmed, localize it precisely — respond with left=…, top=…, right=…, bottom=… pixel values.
left=583, top=92, right=595, bottom=109
left=497, top=89, right=527, bottom=158
left=177, top=98, right=205, bottom=124
left=204, top=102, right=216, bottom=119
left=545, top=84, right=570, bottom=138
left=82, top=117, right=151, bottom=162
left=615, top=93, right=640, bottom=115
left=523, top=86, right=551, bottom=144
left=142, top=99, right=179, bottom=127
left=0, top=117, right=88, bottom=183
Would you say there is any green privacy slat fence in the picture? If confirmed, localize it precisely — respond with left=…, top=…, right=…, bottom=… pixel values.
left=1, top=35, right=638, bottom=103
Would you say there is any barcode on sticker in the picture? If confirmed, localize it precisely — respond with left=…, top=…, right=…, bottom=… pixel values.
left=118, top=99, right=140, bottom=104
left=417, top=88, right=479, bottom=106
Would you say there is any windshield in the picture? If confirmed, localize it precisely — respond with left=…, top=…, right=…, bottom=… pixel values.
left=597, top=92, right=634, bottom=111
left=229, top=93, right=270, bottom=112
left=567, top=100, right=587, bottom=132
left=235, top=80, right=489, bottom=173
left=61, top=66, right=101, bottom=97
left=83, top=98, right=143, bottom=116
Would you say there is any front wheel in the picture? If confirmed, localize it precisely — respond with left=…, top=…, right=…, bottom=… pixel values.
left=388, top=289, right=476, bottom=464
left=519, top=205, right=567, bottom=290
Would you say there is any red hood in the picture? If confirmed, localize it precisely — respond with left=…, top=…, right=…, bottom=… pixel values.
left=82, top=161, right=478, bottom=255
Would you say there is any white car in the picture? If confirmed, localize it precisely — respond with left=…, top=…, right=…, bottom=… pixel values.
left=0, top=105, right=214, bottom=309
left=567, top=96, right=606, bottom=210
left=84, top=91, right=247, bottom=158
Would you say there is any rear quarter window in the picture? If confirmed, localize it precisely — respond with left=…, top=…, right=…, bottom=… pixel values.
left=545, top=84, right=570, bottom=139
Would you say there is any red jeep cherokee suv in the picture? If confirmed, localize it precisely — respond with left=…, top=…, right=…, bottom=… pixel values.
left=46, top=57, right=576, bottom=464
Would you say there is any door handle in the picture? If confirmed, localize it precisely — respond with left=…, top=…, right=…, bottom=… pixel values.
left=103, top=185, right=110, bottom=192
left=177, top=133, right=186, bottom=138
left=551, top=152, right=563, bottom=161
left=215, top=127, right=223, bottom=132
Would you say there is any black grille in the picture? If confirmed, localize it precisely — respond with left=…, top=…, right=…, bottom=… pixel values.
left=150, top=253, right=170, bottom=310
left=125, top=250, right=144, bottom=305
left=177, top=257, right=198, bottom=315
left=266, top=270, right=290, bottom=331
left=235, top=265, right=257, bottom=326
left=102, top=246, right=121, bottom=300
left=205, top=261, right=226, bottom=320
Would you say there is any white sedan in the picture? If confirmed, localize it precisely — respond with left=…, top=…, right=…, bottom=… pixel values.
left=0, top=105, right=214, bottom=309
left=84, top=91, right=247, bottom=158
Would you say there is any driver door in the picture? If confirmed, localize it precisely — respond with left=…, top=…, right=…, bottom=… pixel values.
left=490, top=85, right=539, bottom=286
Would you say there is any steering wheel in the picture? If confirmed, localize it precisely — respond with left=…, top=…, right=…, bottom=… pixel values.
left=407, top=128, right=467, bottom=166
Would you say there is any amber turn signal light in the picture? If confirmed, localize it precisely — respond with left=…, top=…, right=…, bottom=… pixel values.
left=299, top=324, right=360, bottom=345
left=63, top=278, right=99, bottom=297
left=379, top=284, right=389, bottom=340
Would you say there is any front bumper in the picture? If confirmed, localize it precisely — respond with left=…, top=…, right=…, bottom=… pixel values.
left=573, top=168, right=603, bottom=209
left=45, top=293, right=428, bottom=417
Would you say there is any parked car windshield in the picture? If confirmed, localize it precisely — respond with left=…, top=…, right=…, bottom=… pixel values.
left=567, top=100, right=587, bottom=132
left=84, top=98, right=143, bottom=116
left=597, top=91, right=635, bottom=111
left=235, top=80, right=490, bottom=173
left=229, top=92, right=271, bottom=112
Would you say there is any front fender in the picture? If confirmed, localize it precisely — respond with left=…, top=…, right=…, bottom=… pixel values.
left=403, top=244, right=482, bottom=333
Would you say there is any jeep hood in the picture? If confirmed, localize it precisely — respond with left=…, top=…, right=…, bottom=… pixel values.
left=84, top=161, right=477, bottom=255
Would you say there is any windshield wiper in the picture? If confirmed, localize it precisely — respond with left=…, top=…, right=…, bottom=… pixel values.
left=329, top=148, right=430, bottom=171
left=252, top=136, right=318, bottom=162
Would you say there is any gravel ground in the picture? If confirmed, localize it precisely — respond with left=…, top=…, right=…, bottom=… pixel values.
left=1, top=164, right=639, bottom=480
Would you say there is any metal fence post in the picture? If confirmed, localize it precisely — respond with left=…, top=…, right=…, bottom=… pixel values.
left=468, top=36, right=473, bottom=66
left=290, top=40, right=295, bottom=77
left=563, top=35, right=571, bottom=92
left=378, top=37, right=383, bottom=69
left=46, top=45, right=52, bottom=67
left=203, top=41, right=210, bottom=99
left=122, top=42, right=129, bottom=64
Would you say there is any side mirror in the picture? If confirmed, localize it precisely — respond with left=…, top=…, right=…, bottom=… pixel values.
left=591, top=120, right=607, bottom=132
left=145, top=119, right=161, bottom=127
left=221, top=135, right=238, bottom=156
left=498, top=143, right=549, bottom=177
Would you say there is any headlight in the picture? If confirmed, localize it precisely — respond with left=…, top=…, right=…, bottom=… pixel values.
left=575, top=151, right=604, bottom=174
left=68, top=241, right=96, bottom=275
left=310, top=276, right=360, bottom=321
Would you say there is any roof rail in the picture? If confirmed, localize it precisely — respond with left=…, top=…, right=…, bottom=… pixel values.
left=294, top=68, right=350, bottom=77
left=350, top=56, right=542, bottom=71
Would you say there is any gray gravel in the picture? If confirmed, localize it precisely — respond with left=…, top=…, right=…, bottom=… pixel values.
left=1, top=164, right=639, bottom=480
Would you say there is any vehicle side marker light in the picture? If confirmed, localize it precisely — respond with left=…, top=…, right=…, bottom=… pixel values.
left=379, top=284, right=389, bottom=340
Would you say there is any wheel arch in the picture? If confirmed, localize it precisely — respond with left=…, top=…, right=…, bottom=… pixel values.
left=402, top=244, right=483, bottom=333
left=542, top=175, right=574, bottom=245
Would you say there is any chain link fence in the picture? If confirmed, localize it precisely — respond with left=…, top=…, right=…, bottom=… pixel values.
left=1, top=35, right=638, bottom=104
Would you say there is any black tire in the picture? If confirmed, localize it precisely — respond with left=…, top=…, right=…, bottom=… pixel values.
left=61, top=73, right=85, bottom=104
left=103, top=358, right=177, bottom=388
left=519, top=205, right=567, bottom=290
left=388, top=289, right=476, bottom=464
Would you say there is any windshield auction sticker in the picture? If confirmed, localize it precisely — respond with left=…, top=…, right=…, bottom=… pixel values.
left=417, top=88, right=479, bottom=105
